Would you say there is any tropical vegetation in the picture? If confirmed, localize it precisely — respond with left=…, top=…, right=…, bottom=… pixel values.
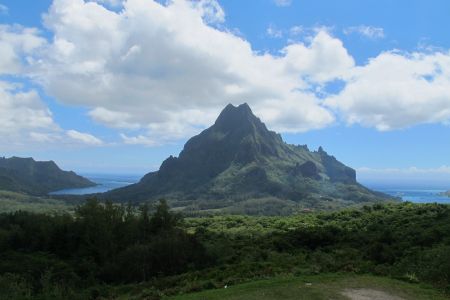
left=0, top=199, right=449, bottom=299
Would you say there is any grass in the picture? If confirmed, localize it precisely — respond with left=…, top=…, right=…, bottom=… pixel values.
left=0, top=190, right=75, bottom=214
left=167, top=274, right=448, bottom=300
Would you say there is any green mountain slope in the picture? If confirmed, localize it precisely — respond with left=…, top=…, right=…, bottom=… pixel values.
left=0, top=156, right=95, bottom=195
left=105, top=103, right=392, bottom=213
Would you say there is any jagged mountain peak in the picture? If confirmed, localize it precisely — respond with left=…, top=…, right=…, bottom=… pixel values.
left=105, top=103, right=390, bottom=212
left=178, top=103, right=283, bottom=167
left=216, top=103, right=253, bottom=121
left=214, top=103, right=264, bottom=133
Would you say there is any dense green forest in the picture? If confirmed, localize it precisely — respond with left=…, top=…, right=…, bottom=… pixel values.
left=0, top=200, right=449, bottom=299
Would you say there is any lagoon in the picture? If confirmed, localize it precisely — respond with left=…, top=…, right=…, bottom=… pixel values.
left=49, top=173, right=141, bottom=195
left=363, top=182, right=450, bottom=204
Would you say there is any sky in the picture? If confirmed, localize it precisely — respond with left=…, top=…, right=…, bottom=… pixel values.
left=1, top=0, right=450, bottom=185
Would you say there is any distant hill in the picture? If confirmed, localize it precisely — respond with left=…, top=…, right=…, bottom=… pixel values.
left=0, top=156, right=95, bottom=195
left=105, top=103, right=392, bottom=214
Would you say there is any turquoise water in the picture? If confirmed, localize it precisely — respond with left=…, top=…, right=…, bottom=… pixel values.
left=50, top=174, right=450, bottom=204
left=49, top=174, right=141, bottom=195
left=363, top=184, right=450, bottom=204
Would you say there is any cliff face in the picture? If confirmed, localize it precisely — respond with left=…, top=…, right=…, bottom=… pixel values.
left=0, top=156, right=95, bottom=195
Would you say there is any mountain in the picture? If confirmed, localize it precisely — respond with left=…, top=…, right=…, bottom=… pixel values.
left=0, top=156, right=96, bottom=195
left=105, top=103, right=392, bottom=214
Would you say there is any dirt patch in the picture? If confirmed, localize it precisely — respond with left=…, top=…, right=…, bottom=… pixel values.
left=341, top=288, right=405, bottom=300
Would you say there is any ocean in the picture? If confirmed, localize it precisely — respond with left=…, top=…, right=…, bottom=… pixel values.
left=361, top=182, right=450, bottom=204
left=49, top=174, right=450, bottom=204
left=49, top=173, right=142, bottom=195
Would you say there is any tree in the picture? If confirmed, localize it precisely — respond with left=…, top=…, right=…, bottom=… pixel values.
left=149, top=199, right=180, bottom=233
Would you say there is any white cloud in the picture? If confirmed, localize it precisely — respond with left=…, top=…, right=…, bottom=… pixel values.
left=282, top=31, right=355, bottom=83
left=32, top=0, right=350, bottom=142
left=343, top=25, right=385, bottom=39
left=0, top=25, right=46, bottom=74
left=89, top=107, right=140, bottom=129
left=66, top=130, right=104, bottom=145
left=120, top=133, right=159, bottom=146
left=289, top=25, right=303, bottom=36
left=266, top=24, right=283, bottom=38
left=90, top=0, right=123, bottom=7
left=29, top=132, right=58, bottom=143
left=5, top=0, right=450, bottom=150
left=0, top=4, right=8, bottom=15
left=274, top=0, right=292, bottom=7
left=357, top=166, right=450, bottom=185
left=0, top=23, right=106, bottom=150
left=326, top=50, right=450, bottom=130
left=0, top=81, right=55, bottom=135
left=192, top=0, right=225, bottom=24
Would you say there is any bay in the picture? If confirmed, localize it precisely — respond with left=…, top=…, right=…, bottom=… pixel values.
left=49, top=173, right=142, bottom=195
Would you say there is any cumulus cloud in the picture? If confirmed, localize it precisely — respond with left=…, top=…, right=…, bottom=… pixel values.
left=0, top=25, right=46, bottom=74
left=192, top=0, right=225, bottom=24
left=326, top=50, right=450, bottom=130
left=0, top=80, right=104, bottom=149
left=0, top=23, right=104, bottom=150
left=0, top=81, right=55, bottom=135
left=282, top=31, right=355, bottom=83
left=33, top=0, right=351, bottom=142
left=343, top=25, right=385, bottom=39
left=89, top=107, right=140, bottom=129
left=5, top=0, right=450, bottom=150
left=66, top=130, right=104, bottom=145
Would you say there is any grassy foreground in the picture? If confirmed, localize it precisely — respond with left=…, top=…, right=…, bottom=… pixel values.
left=167, top=274, right=448, bottom=300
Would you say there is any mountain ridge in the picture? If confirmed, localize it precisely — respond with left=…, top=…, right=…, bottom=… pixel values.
left=105, top=103, right=391, bottom=214
left=0, top=156, right=96, bottom=195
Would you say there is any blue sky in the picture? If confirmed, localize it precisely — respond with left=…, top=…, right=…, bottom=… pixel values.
left=1, top=0, right=450, bottom=185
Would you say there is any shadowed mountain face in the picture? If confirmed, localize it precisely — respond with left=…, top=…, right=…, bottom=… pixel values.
left=106, top=104, right=391, bottom=214
left=0, top=157, right=95, bottom=195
